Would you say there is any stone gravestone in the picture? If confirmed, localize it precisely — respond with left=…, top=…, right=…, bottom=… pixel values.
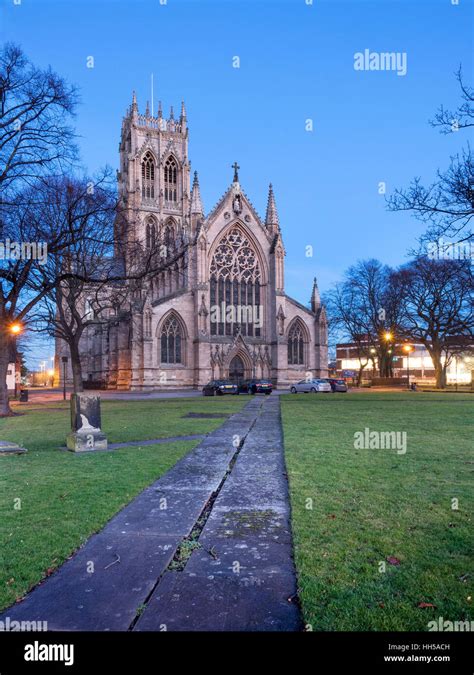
left=66, top=394, right=108, bottom=452
left=0, top=440, right=27, bottom=456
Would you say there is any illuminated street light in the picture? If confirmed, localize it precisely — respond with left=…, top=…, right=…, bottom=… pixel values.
left=9, top=322, right=23, bottom=335
left=384, top=331, right=392, bottom=341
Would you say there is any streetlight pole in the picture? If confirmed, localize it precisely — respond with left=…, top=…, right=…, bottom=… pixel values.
left=383, top=331, right=393, bottom=378
left=62, top=356, right=68, bottom=401
left=8, top=322, right=23, bottom=398
left=403, top=344, right=413, bottom=389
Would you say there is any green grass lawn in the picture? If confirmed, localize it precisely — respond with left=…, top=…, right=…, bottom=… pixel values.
left=0, top=396, right=246, bottom=611
left=281, top=392, right=473, bottom=631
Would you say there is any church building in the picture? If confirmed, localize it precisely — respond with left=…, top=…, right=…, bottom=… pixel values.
left=56, top=94, right=328, bottom=390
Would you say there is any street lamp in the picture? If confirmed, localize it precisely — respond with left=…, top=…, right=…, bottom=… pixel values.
left=384, top=331, right=392, bottom=342
left=9, top=322, right=23, bottom=336
left=39, top=361, right=46, bottom=387
left=403, top=344, right=414, bottom=389
left=9, top=321, right=23, bottom=397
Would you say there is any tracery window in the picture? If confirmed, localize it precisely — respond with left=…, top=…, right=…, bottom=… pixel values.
left=164, top=156, right=178, bottom=203
left=146, top=218, right=157, bottom=250
left=288, top=321, right=305, bottom=365
left=164, top=220, right=175, bottom=253
left=141, top=152, right=155, bottom=200
left=160, top=314, right=183, bottom=364
left=209, top=227, right=262, bottom=337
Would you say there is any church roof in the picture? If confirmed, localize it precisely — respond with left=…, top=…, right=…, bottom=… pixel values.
left=205, top=178, right=266, bottom=234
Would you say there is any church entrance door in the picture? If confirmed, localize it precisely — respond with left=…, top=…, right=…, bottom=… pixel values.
left=229, top=355, right=245, bottom=385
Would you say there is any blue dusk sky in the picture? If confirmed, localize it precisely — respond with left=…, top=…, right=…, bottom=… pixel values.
left=1, top=0, right=473, bottom=365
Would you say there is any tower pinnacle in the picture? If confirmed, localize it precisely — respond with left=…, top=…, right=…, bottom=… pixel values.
left=265, top=183, right=279, bottom=231
left=190, top=170, right=204, bottom=216
left=311, top=276, right=321, bottom=312
left=131, top=90, right=138, bottom=117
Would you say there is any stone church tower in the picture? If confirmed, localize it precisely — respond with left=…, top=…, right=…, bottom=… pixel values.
left=56, top=94, right=328, bottom=390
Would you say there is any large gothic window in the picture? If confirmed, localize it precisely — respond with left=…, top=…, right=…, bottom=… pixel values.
left=164, top=156, right=178, bottom=203
left=288, top=320, right=305, bottom=365
left=141, top=152, right=155, bottom=200
left=209, top=227, right=262, bottom=338
left=160, top=314, right=183, bottom=364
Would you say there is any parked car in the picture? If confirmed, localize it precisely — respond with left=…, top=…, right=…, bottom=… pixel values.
left=290, top=379, right=332, bottom=394
left=327, top=378, right=348, bottom=393
left=238, top=379, right=273, bottom=395
left=202, top=380, right=239, bottom=396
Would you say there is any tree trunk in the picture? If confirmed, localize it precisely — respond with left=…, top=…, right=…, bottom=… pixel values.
left=431, top=350, right=446, bottom=389
left=379, top=351, right=392, bottom=378
left=69, top=341, right=84, bottom=393
left=357, top=361, right=368, bottom=386
left=0, top=335, right=13, bottom=416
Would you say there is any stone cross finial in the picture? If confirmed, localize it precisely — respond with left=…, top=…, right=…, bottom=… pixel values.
left=232, top=162, right=240, bottom=183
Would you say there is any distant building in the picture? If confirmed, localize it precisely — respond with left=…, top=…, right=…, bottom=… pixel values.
left=336, top=342, right=473, bottom=384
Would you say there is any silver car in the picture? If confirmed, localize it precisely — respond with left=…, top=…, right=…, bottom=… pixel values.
left=290, top=378, right=332, bottom=394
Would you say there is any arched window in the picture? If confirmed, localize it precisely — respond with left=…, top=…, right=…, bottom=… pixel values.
left=288, top=321, right=305, bottom=365
left=160, top=314, right=183, bottom=364
left=141, top=152, right=155, bottom=199
left=164, top=219, right=175, bottom=254
left=209, top=226, right=262, bottom=338
left=145, top=217, right=157, bottom=250
left=164, top=156, right=178, bottom=203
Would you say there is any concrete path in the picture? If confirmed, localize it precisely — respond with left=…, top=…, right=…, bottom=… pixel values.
left=1, top=397, right=301, bottom=631
left=11, top=388, right=290, bottom=406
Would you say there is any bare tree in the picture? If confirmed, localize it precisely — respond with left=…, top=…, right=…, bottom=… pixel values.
left=0, top=44, right=78, bottom=415
left=0, top=43, right=78, bottom=200
left=388, top=68, right=474, bottom=247
left=394, top=257, right=474, bottom=388
left=431, top=67, right=474, bottom=135
left=324, top=260, right=404, bottom=382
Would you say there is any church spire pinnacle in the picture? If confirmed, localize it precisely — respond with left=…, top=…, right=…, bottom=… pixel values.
left=190, top=170, right=204, bottom=216
left=265, top=183, right=279, bottom=231
left=169, top=105, right=175, bottom=120
left=311, top=276, right=321, bottom=312
left=180, top=100, right=187, bottom=120
left=157, top=100, right=162, bottom=118
left=131, top=90, right=138, bottom=118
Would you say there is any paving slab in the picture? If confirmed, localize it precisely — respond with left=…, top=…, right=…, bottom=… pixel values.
left=135, top=396, right=302, bottom=632
left=0, top=398, right=264, bottom=631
